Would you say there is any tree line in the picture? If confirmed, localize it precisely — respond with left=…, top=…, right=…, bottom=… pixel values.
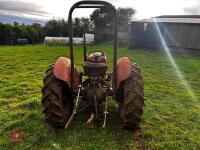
left=0, top=8, right=135, bottom=45
left=0, top=22, right=43, bottom=45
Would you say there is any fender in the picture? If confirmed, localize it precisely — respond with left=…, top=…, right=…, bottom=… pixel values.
left=116, top=57, right=132, bottom=89
left=53, top=57, right=79, bottom=88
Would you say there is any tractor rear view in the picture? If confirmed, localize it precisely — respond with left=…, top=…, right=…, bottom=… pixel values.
left=41, top=0, right=144, bottom=136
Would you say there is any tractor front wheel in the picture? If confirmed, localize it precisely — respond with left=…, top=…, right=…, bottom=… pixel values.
left=41, top=65, right=73, bottom=126
left=117, top=63, right=144, bottom=131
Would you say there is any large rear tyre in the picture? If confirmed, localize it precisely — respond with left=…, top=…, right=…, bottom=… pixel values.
left=117, top=63, right=144, bottom=130
left=41, top=65, right=73, bottom=127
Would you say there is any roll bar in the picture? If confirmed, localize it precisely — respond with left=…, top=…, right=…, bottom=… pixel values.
left=68, top=0, right=118, bottom=92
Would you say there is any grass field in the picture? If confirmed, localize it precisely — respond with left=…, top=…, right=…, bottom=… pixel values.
left=0, top=44, right=200, bottom=150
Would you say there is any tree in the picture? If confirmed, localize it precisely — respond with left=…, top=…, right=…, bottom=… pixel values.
left=90, top=7, right=114, bottom=29
left=43, top=17, right=90, bottom=38
left=31, top=23, right=43, bottom=43
left=90, top=7, right=114, bottom=42
left=0, top=23, right=12, bottom=44
left=44, top=19, right=60, bottom=37
left=59, top=19, right=68, bottom=37
left=13, top=22, right=19, bottom=26
left=0, top=22, right=43, bottom=45
left=117, top=8, right=135, bottom=25
left=90, top=7, right=135, bottom=42
left=44, top=19, right=69, bottom=37
left=73, top=17, right=82, bottom=37
left=80, top=17, right=90, bottom=33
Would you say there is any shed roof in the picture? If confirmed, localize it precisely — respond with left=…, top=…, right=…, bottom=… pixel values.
left=133, top=17, right=200, bottom=24
left=156, top=15, right=200, bottom=18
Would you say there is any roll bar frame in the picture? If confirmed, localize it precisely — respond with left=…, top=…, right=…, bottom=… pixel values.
left=68, top=0, right=118, bottom=92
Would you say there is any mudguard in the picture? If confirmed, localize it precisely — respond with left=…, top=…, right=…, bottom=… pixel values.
left=53, top=57, right=79, bottom=88
left=116, top=57, right=132, bottom=89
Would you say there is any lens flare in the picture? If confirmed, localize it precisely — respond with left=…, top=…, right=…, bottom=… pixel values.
left=153, top=18, right=196, bottom=99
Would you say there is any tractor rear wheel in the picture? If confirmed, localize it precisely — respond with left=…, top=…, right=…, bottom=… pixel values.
left=117, top=63, right=144, bottom=131
left=41, top=65, right=73, bottom=126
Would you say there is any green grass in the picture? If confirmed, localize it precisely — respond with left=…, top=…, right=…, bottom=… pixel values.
left=0, top=44, right=200, bottom=150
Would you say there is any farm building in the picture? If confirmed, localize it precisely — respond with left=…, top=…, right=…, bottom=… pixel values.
left=128, top=15, right=200, bottom=50
left=44, top=34, right=94, bottom=46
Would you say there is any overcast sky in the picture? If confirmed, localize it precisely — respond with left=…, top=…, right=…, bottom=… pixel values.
left=0, top=0, right=200, bottom=21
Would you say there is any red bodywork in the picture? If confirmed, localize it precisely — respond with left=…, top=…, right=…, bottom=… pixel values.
left=116, top=57, right=132, bottom=89
left=53, top=57, right=79, bottom=88
left=54, top=56, right=132, bottom=91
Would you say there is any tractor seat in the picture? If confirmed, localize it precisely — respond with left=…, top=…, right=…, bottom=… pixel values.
left=86, top=51, right=107, bottom=63
left=83, top=62, right=107, bottom=77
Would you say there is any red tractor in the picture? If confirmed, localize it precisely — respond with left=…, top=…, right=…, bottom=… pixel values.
left=41, top=0, right=144, bottom=136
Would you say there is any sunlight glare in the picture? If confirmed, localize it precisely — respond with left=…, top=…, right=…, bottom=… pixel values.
left=153, top=18, right=196, bottom=99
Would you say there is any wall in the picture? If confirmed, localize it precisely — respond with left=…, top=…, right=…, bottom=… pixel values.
left=129, top=22, right=200, bottom=50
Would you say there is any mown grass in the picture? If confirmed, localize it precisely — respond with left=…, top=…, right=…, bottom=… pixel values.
left=0, top=44, right=200, bottom=150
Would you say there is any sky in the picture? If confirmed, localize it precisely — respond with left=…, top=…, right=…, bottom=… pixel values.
left=0, top=0, right=200, bottom=24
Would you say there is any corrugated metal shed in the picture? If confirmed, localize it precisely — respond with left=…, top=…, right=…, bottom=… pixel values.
left=136, top=18, right=200, bottom=24
left=129, top=16, right=200, bottom=50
